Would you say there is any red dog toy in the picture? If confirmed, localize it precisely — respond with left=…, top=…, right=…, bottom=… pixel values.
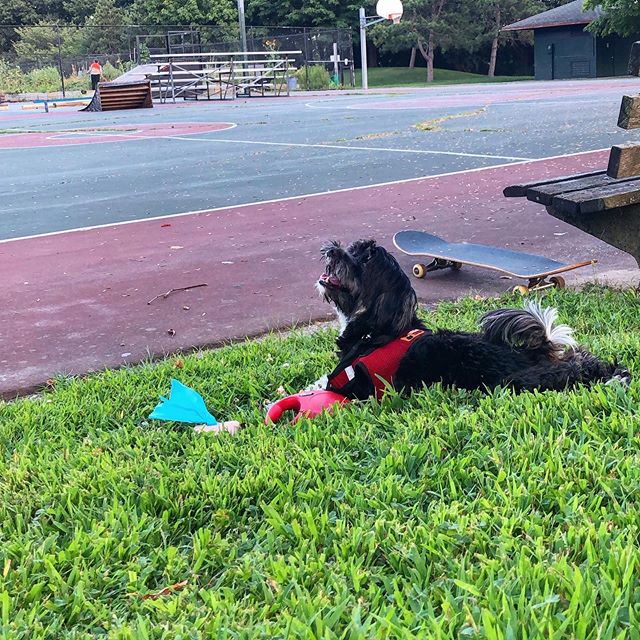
left=265, top=390, right=349, bottom=424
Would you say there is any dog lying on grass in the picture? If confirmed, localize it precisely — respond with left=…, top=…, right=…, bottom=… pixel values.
left=315, top=239, right=629, bottom=399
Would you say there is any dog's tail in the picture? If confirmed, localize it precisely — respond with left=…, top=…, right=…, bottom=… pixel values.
left=480, top=301, right=576, bottom=358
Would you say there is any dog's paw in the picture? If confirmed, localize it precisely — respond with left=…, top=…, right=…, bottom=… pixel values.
left=605, top=368, right=632, bottom=387
left=304, top=374, right=329, bottom=392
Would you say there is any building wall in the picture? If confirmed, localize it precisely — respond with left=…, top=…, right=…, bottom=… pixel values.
left=596, top=34, right=639, bottom=76
left=534, top=26, right=596, bottom=80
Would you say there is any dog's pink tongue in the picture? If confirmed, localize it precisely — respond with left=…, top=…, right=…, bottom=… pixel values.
left=321, top=273, right=340, bottom=286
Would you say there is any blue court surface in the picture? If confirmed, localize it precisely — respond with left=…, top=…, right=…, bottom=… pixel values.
left=1, top=77, right=639, bottom=242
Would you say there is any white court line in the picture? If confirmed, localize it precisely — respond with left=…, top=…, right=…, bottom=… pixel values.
left=0, top=122, right=238, bottom=150
left=163, top=135, right=532, bottom=161
left=0, top=147, right=609, bottom=245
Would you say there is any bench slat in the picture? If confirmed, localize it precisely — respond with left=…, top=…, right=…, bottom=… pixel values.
left=552, top=177, right=640, bottom=214
left=526, top=173, right=638, bottom=205
left=503, top=171, right=605, bottom=197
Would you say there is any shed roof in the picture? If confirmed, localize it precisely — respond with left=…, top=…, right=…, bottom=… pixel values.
left=502, top=0, right=602, bottom=32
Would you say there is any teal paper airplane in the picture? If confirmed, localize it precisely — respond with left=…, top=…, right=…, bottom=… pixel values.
left=149, top=379, right=217, bottom=426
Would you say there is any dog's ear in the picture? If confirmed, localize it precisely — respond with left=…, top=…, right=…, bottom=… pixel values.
left=347, top=239, right=377, bottom=263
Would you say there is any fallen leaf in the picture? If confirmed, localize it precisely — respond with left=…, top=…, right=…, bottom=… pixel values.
left=167, top=329, right=176, bottom=337
left=174, top=359, right=183, bottom=369
left=161, top=223, right=172, bottom=228
left=266, top=577, right=280, bottom=593
left=141, top=579, right=188, bottom=600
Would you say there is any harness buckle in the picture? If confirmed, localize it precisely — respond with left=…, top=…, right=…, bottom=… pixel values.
left=400, top=329, right=425, bottom=342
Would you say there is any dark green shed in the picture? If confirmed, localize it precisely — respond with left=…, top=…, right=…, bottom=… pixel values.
left=502, top=0, right=638, bottom=80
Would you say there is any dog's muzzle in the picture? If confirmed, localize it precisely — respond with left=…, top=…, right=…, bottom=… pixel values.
left=319, top=273, right=341, bottom=288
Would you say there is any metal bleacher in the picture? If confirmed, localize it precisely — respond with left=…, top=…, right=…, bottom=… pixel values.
left=148, top=51, right=302, bottom=102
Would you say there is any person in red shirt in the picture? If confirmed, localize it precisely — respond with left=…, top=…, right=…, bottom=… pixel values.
left=89, top=60, right=102, bottom=90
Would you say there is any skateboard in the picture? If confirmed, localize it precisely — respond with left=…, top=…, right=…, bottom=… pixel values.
left=393, top=230, right=595, bottom=294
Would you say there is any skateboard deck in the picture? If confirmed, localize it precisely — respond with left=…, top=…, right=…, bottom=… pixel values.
left=393, top=230, right=595, bottom=291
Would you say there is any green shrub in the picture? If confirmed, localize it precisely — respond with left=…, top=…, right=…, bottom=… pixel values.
left=0, top=60, right=25, bottom=93
left=23, top=66, right=62, bottom=92
left=102, top=60, right=128, bottom=81
left=295, top=64, right=332, bottom=90
left=0, top=59, right=131, bottom=94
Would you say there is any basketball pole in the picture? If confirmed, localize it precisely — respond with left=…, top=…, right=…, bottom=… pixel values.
left=359, top=7, right=390, bottom=90
left=359, top=8, right=369, bottom=90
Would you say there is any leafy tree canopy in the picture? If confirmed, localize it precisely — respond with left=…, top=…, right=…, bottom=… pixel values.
left=585, top=0, right=640, bottom=36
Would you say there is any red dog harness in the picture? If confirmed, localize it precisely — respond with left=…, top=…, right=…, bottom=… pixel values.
left=328, top=329, right=425, bottom=400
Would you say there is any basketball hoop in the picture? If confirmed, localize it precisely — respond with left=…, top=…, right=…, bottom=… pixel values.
left=376, top=0, right=403, bottom=22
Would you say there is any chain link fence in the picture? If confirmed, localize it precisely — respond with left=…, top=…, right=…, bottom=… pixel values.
left=0, top=24, right=355, bottom=95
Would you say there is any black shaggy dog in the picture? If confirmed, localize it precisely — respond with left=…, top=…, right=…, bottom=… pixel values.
left=314, top=239, right=628, bottom=400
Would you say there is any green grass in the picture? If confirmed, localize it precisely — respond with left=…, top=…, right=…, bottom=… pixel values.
left=2, top=287, right=640, bottom=638
left=354, top=67, right=533, bottom=88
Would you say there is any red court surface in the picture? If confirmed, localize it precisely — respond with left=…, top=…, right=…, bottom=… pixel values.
left=1, top=149, right=636, bottom=398
left=0, top=122, right=235, bottom=149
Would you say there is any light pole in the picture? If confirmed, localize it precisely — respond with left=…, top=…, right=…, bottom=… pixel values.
left=359, top=0, right=403, bottom=90
left=237, top=0, right=247, bottom=54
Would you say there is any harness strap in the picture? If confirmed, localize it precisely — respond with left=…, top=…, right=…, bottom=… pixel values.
left=328, top=329, right=425, bottom=399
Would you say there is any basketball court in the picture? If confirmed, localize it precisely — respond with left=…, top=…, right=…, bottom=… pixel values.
left=2, top=76, right=639, bottom=397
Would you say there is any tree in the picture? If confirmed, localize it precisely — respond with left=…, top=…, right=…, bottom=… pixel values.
left=465, top=0, right=566, bottom=76
left=81, top=0, right=128, bottom=55
left=371, top=0, right=476, bottom=81
left=0, top=0, right=70, bottom=53
left=245, top=0, right=361, bottom=28
left=585, top=0, right=639, bottom=36
left=129, top=0, right=236, bottom=26
left=12, top=21, right=83, bottom=64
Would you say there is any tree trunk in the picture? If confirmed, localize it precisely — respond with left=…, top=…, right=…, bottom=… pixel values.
left=416, top=34, right=434, bottom=82
left=427, top=31, right=434, bottom=82
left=409, top=47, right=416, bottom=68
left=488, top=4, right=501, bottom=77
left=488, top=36, right=498, bottom=77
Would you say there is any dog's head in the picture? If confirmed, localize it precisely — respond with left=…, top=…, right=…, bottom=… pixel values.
left=318, top=239, right=420, bottom=339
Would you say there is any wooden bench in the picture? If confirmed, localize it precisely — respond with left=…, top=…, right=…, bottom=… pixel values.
left=504, top=94, right=640, bottom=268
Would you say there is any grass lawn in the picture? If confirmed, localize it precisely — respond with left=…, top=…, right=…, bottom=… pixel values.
left=354, top=67, right=533, bottom=88
left=2, top=287, right=640, bottom=638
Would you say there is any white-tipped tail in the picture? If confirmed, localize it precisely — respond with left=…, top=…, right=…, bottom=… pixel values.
left=524, top=301, right=577, bottom=350
left=481, top=301, right=576, bottom=357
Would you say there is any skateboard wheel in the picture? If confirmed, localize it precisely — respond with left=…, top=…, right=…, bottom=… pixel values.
left=513, top=285, right=530, bottom=296
left=451, top=261, right=462, bottom=270
left=550, top=276, right=566, bottom=289
left=413, top=263, right=427, bottom=278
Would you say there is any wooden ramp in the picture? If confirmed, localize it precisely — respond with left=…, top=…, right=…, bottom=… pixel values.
left=82, top=79, right=153, bottom=112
